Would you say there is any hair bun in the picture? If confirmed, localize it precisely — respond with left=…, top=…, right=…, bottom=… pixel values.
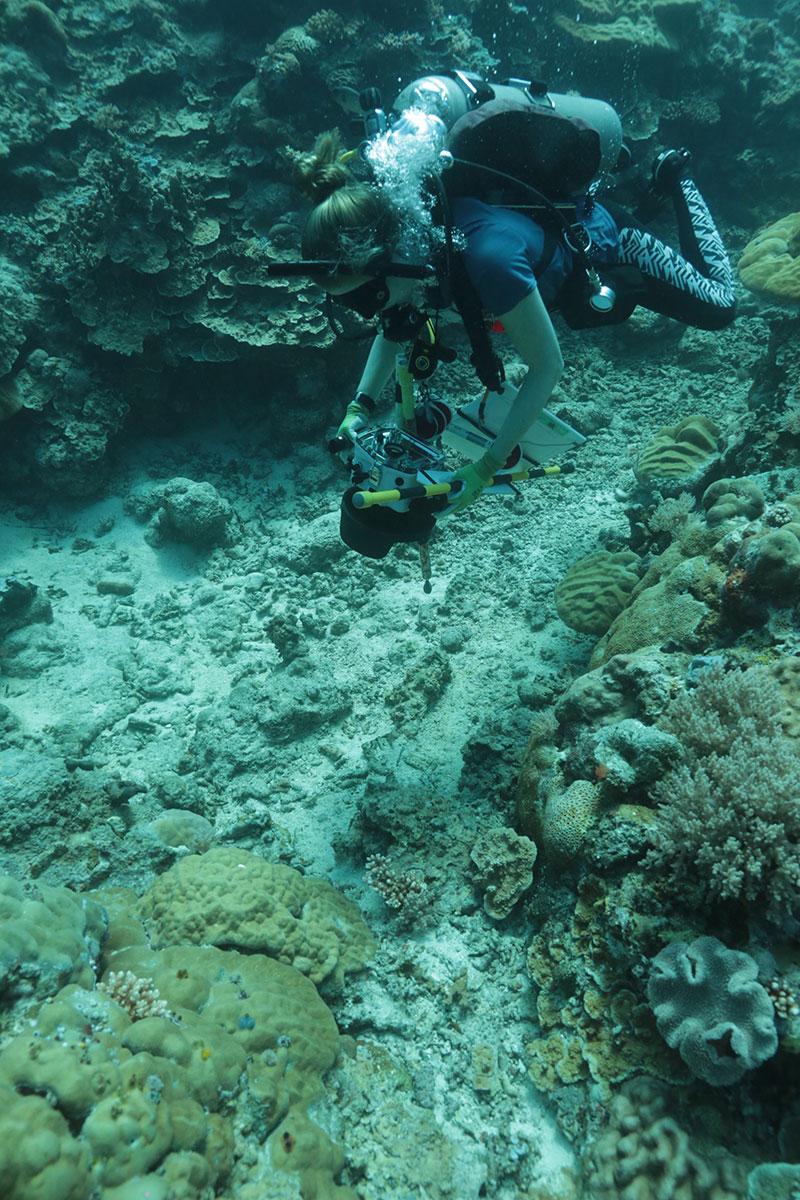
left=292, top=130, right=351, bottom=203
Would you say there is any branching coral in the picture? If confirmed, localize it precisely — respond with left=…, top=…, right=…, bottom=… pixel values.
left=644, top=663, right=800, bottom=922
left=98, top=969, right=171, bottom=1021
left=365, top=853, right=430, bottom=926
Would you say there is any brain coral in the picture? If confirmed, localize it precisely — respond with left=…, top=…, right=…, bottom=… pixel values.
left=554, top=549, right=640, bottom=636
left=635, top=415, right=722, bottom=490
left=540, top=776, right=601, bottom=863
left=647, top=936, right=778, bottom=1085
left=554, top=0, right=701, bottom=53
left=138, top=847, right=376, bottom=985
left=701, top=477, right=764, bottom=525
left=738, top=213, right=800, bottom=303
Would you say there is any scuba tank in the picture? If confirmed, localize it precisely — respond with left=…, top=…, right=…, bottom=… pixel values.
left=391, top=71, right=626, bottom=320
left=393, top=70, right=624, bottom=179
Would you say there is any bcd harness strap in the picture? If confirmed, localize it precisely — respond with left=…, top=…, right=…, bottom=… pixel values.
left=431, top=174, right=506, bottom=393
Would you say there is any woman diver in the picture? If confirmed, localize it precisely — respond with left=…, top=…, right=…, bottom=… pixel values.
left=289, top=73, right=737, bottom=510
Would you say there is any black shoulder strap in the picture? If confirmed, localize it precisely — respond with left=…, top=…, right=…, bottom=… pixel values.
left=432, top=177, right=505, bottom=392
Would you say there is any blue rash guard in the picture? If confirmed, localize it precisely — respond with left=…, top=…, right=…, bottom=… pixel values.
left=450, top=195, right=620, bottom=316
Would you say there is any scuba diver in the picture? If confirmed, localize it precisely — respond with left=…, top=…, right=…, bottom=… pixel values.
left=285, top=71, right=737, bottom=512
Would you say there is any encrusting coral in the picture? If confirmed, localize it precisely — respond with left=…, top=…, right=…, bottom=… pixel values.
left=582, top=1075, right=749, bottom=1198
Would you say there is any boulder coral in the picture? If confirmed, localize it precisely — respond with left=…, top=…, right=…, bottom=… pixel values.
left=138, top=847, right=376, bottom=986
left=738, top=213, right=800, bottom=303
left=0, top=863, right=368, bottom=1199
left=0, top=874, right=107, bottom=1009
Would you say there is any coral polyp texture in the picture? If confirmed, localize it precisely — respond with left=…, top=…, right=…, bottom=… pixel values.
left=0, top=865, right=365, bottom=1199
left=138, top=847, right=376, bottom=985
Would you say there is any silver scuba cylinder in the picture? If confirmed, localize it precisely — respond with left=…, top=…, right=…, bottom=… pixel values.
left=393, top=71, right=623, bottom=179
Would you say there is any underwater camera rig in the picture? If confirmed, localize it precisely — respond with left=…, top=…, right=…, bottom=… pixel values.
left=332, top=353, right=584, bottom=592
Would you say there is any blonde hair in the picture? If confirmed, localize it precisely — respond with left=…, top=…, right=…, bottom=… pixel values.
left=292, top=130, right=396, bottom=276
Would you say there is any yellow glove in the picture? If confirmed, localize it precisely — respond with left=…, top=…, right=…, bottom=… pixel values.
left=336, top=398, right=371, bottom=442
left=450, top=449, right=505, bottom=512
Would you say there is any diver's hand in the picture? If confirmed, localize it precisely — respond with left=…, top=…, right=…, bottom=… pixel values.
left=335, top=392, right=376, bottom=443
left=449, top=449, right=505, bottom=512
left=336, top=399, right=370, bottom=443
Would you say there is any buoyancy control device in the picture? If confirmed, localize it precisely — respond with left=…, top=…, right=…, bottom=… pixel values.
left=388, top=71, right=628, bottom=320
left=393, top=70, right=625, bottom=190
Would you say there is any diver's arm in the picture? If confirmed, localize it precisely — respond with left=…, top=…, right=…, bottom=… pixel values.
left=450, top=288, right=562, bottom=509
left=448, top=288, right=564, bottom=509
left=356, top=332, right=399, bottom=401
left=487, top=288, right=564, bottom=465
left=336, top=333, right=398, bottom=443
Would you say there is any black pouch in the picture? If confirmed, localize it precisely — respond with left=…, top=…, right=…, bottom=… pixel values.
left=556, top=264, right=645, bottom=329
